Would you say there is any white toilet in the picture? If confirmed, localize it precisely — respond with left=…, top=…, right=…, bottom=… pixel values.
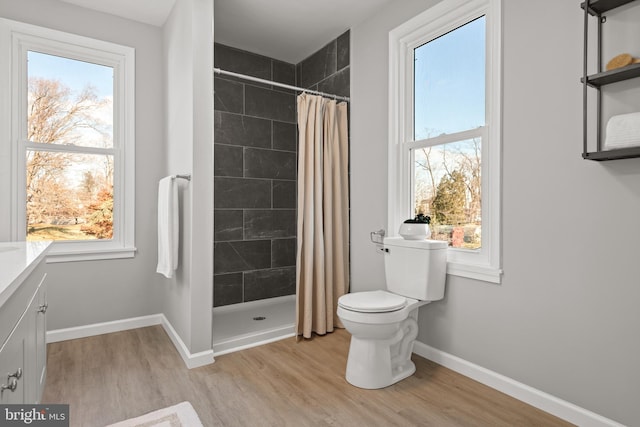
left=337, top=237, right=447, bottom=389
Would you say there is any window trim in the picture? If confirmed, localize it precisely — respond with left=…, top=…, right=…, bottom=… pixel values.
left=0, top=18, right=136, bottom=262
left=388, top=0, right=502, bottom=283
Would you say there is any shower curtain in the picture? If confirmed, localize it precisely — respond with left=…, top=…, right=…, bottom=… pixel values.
left=296, top=93, right=349, bottom=339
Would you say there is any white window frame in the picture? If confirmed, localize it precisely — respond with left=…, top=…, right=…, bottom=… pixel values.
left=388, top=0, right=502, bottom=283
left=0, top=19, right=136, bottom=262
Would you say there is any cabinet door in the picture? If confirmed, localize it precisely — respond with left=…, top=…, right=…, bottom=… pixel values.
left=35, top=278, right=47, bottom=402
left=0, top=323, right=27, bottom=404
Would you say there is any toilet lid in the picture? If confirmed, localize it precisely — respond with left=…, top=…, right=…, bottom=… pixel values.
left=338, top=290, right=407, bottom=313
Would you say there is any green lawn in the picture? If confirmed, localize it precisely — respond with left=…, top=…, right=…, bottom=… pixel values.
left=27, top=224, right=97, bottom=241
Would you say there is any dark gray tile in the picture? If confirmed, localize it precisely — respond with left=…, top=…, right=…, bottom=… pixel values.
left=213, top=273, right=243, bottom=307
left=272, top=121, right=297, bottom=152
left=337, top=31, right=350, bottom=71
left=214, top=240, right=271, bottom=274
left=214, top=144, right=243, bottom=177
left=244, top=210, right=296, bottom=239
left=214, top=178, right=271, bottom=208
left=214, top=77, right=243, bottom=113
left=272, top=238, right=296, bottom=268
left=318, top=66, right=350, bottom=99
left=215, top=43, right=271, bottom=81
left=215, top=112, right=271, bottom=149
left=214, top=210, right=243, bottom=241
left=244, top=148, right=296, bottom=180
left=273, top=180, right=296, bottom=209
left=273, top=60, right=296, bottom=93
left=245, top=85, right=296, bottom=123
left=244, top=267, right=296, bottom=301
left=299, top=40, right=337, bottom=88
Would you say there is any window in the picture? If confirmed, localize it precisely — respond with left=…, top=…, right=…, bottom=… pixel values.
left=0, top=19, right=136, bottom=261
left=389, top=0, right=502, bottom=283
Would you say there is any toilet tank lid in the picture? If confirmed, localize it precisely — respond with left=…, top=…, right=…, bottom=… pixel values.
left=383, top=237, right=448, bottom=250
left=338, top=290, right=407, bottom=313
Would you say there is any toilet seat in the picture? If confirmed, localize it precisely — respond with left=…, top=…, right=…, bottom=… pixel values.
left=338, top=290, right=406, bottom=313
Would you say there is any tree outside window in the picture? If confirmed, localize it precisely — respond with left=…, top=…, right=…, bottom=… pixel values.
left=26, top=52, right=114, bottom=241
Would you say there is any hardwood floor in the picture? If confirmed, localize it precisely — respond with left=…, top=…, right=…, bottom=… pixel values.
left=42, top=326, right=572, bottom=427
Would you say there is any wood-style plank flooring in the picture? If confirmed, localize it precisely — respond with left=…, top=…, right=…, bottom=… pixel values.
left=42, top=326, right=573, bottom=426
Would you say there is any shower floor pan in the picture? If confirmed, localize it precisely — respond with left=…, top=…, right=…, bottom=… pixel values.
left=212, top=294, right=295, bottom=356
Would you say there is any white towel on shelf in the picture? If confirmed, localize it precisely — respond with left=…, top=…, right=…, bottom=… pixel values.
left=605, top=112, right=640, bottom=150
left=156, top=176, right=179, bottom=278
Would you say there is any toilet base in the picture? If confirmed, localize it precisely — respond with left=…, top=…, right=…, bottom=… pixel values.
left=344, top=316, right=418, bottom=389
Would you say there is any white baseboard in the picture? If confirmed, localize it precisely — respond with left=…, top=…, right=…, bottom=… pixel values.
left=46, top=314, right=163, bottom=343
left=413, top=341, right=624, bottom=427
left=47, top=314, right=214, bottom=370
left=158, top=314, right=214, bottom=369
left=213, top=327, right=295, bottom=356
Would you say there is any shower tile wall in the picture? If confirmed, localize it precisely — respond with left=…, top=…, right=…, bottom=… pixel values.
left=297, top=30, right=350, bottom=99
left=214, top=43, right=297, bottom=307
left=213, top=31, right=350, bottom=307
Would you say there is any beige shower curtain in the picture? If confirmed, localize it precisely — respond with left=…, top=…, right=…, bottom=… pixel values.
left=296, top=93, right=349, bottom=339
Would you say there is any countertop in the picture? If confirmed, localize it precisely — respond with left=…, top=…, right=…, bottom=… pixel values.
left=0, top=241, right=51, bottom=309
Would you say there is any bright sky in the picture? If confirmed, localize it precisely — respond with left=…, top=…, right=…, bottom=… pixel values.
left=414, top=16, right=486, bottom=140
left=27, top=50, right=113, bottom=98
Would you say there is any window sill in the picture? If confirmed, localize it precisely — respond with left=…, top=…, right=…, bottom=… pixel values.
left=446, top=261, right=502, bottom=284
left=44, top=243, right=137, bottom=263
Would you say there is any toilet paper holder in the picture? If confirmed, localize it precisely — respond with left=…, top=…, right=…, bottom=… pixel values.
left=370, top=229, right=385, bottom=244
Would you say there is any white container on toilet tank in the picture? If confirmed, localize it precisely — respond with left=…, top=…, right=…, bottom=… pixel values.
left=384, top=237, right=447, bottom=301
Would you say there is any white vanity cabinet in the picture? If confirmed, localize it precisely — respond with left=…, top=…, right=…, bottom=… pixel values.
left=35, top=280, right=48, bottom=397
left=0, top=242, right=50, bottom=404
left=0, top=317, right=28, bottom=404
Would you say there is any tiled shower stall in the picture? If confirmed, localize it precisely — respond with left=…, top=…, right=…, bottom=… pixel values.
left=213, top=31, right=350, bottom=308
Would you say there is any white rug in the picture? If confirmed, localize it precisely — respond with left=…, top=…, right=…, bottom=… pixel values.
left=106, top=402, right=203, bottom=427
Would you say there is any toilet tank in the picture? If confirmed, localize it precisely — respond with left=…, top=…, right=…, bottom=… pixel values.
left=383, top=237, right=447, bottom=301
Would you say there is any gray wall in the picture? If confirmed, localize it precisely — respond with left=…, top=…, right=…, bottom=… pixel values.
left=351, top=0, right=640, bottom=425
left=213, top=32, right=350, bottom=307
left=0, top=0, right=165, bottom=330
left=162, top=0, right=214, bottom=354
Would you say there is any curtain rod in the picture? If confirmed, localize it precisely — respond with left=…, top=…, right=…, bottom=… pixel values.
left=214, top=67, right=350, bottom=102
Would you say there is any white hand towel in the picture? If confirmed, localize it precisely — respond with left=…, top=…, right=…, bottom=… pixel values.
left=605, top=112, right=640, bottom=150
left=157, top=176, right=179, bottom=278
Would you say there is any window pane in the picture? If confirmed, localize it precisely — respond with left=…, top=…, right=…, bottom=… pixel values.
left=414, top=16, right=485, bottom=140
left=413, top=138, right=481, bottom=249
left=27, top=51, right=113, bottom=149
left=26, top=151, right=114, bottom=241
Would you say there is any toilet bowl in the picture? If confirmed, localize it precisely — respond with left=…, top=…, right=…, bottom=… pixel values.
left=337, top=237, right=447, bottom=389
left=337, top=290, right=428, bottom=389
